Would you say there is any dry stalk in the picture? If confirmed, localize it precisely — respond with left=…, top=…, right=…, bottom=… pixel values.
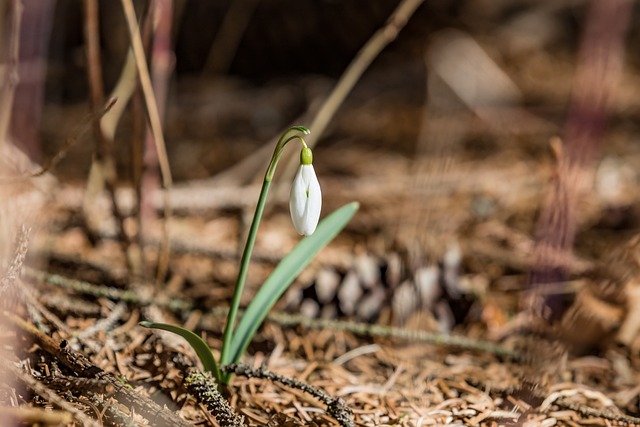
left=273, top=0, right=427, bottom=197
left=130, top=1, right=156, bottom=279
left=82, top=0, right=136, bottom=275
left=304, top=0, right=424, bottom=149
left=137, top=0, right=175, bottom=280
left=120, top=0, right=174, bottom=284
left=0, top=0, right=21, bottom=145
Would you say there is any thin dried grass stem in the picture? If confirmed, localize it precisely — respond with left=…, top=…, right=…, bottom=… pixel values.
left=83, top=0, right=133, bottom=269
left=279, top=0, right=425, bottom=189
left=305, top=0, right=424, bottom=149
left=120, top=0, right=174, bottom=283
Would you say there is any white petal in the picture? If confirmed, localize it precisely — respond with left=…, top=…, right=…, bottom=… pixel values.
left=289, top=164, right=322, bottom=236
left=289, top=166, right=307, bottom=234
left=301, top=166, right=321, bottom=235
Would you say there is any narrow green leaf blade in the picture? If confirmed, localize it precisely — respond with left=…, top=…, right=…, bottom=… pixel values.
left=139, top=321, right=222, bottom=382
left=229, top=202, right=359, bottom=363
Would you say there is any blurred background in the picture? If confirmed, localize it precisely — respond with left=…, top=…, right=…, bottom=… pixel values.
left=29, top=0, right=637, bottom=180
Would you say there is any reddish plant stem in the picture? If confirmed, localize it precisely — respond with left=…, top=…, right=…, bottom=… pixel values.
left=0, top=0, right=22, bottom=146
left=528, top=0, right=633, bottom=319
left=83, top=0, right=131, bottom=251
left=8, top=0, right=55, bottom=162
left=130, top=0, right=155, bottom=277
left=144, top=0, right=174, bottom=282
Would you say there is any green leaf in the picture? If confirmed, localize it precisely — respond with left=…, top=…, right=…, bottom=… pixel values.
left=229, top=202, right=359, bottom=363
left=139, top=321, right=222, bottom=383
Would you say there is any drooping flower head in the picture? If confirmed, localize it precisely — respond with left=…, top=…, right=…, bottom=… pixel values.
left=290, top=147, right=322, bottom=236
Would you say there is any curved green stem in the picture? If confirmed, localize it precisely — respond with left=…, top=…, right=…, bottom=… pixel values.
left=219, top=126, right=309, bottom=371
left=219, top=180, right=269, bottom=367
left=265, top=127, right=310, bottom=181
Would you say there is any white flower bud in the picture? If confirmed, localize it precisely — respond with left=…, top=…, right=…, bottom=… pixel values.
left=290, top=147, right=321, bottom=236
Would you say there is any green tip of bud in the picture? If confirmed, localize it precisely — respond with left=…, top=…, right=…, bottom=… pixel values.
left=300, top=147, right=313, bottom=165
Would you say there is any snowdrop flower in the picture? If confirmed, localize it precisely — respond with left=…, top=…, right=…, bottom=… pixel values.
left=290, top=147, right=321, bottom=236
